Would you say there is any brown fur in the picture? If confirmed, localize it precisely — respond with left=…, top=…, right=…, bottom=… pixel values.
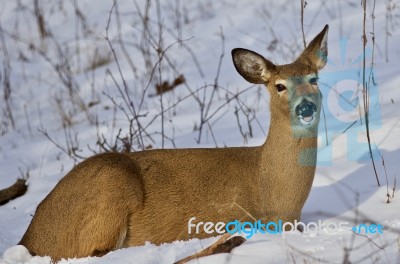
left=19, top=25, right=329, bottom=261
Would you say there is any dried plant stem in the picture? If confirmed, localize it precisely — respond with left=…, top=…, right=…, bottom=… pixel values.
left=300, top=0, right=307, bottom=48
left=362, top=0, right=380, bottom=186
left=174, top=234, right=245, bottom=264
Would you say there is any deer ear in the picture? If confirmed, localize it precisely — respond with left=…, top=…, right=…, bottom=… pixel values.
left=300, top=24, right=329, bottom=70
left=232, top=48, right=275, bottom=84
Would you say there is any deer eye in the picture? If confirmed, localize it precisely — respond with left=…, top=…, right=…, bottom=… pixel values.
left=275, top=84, right=286, bottom=92
left=309, top=77, right=319, bottom=85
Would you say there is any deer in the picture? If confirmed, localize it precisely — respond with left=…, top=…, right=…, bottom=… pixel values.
left=18, top=25, right=328, bottom=261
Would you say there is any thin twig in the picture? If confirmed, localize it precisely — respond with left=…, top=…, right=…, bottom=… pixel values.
left=362, top=0, right=380, bottom=186
left=300, top=0, right=307, bottom=49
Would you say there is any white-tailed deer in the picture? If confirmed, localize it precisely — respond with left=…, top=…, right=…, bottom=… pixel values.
left=19, top=25, right=328, bottom=261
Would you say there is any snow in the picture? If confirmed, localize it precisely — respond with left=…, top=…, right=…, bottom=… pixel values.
left=2, top=245, right=50, bottom=264
left=1, top=0, right=400, bottom=263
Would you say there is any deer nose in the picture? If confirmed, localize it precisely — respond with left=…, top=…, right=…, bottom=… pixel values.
left=296, top=101, right=316, bottom=118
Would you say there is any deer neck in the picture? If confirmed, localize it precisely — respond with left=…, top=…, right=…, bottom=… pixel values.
left=258, top=112, right=319, bottom=221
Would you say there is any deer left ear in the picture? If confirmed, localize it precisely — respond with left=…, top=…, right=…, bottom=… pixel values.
left=300, top=25, right=329, bottom=70
left=231, top=48, right=276, bottom=84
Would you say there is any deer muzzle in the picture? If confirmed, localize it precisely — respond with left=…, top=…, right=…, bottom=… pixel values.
left=295, top=101, right=317, bottom=125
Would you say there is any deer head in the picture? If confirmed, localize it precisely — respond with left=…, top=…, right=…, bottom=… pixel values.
left=232, top=25, right=328, bottom=139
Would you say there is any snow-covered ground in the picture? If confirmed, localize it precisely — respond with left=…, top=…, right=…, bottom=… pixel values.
left=1, top=0, right=400, bottom=263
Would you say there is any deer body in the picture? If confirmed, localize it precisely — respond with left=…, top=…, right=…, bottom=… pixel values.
left=19, top=25, right=328, bottom=260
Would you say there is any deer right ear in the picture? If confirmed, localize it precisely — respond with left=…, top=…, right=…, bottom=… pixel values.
left=232, top=48, right=275, bottom=84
